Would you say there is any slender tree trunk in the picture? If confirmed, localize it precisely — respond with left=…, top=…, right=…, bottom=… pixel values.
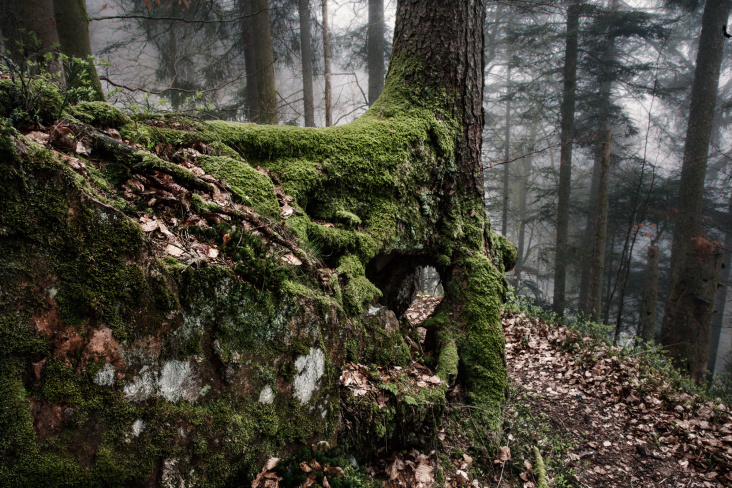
left=660, top=0, right=729, bottom=381
left=707, top=190, right=732, bottom=376
left=578, top=1, right=618, bottom=314
left=552, top=1, right=580, bottom=317
left=52, top=0, right=104, bottom=101
left=240, top=0, right=259, bottom=122
left=298, top=0, right=315, bottom=127
left=516, top=123, right=538, bottom=274
left=367, top=0, right=384, bottom=105
left=321, top=0, right=332, bottom=126
left=251, top=0, right=278, bottom=124
left=0, top=0, right=62, bottom=77
left=586, top=130, right=611, bottom=322
left=501, top=60, right=512, bottom=236
left=639, top=244, right=660, bottom=342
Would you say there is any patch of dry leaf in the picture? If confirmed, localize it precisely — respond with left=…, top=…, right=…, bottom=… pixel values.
left=504, top=310, right=732, bottom=487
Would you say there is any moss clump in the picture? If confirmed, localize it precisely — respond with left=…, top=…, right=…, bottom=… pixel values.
left=490, top=230, right=518, bottom=274
left=197, top=154, right=280, bottom=217
left=66, top=101, right=131, bottom=127
left=337, top=256, right=382, bottom=316
left=0, top=78, right=64, bottom=126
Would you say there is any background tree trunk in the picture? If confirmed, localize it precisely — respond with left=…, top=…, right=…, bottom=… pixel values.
left=298, top=0, right=315, bottom=127
left=552, top=0, right=580, bottom=317
left=52, top=0, right=104, bottom=101
left=501, top=59, right=512, bottom=237
left=639, top=244, right=660, bottom=342
left=660, top=0, right=730, bottom=381
left=321, top=0, right=332, bottom=126
left=707, top=190, right=732, bottom=376
left=251, top=0, right=278, bottom=124
left=367, top=0, right=384, bottom=105
left=516, top=123, right=537, bottom=276
left=240, top=0, right=259, bottom=122
left=586, top=130, right=611, bottom=322
left=0, top=0, right=62, bottom=77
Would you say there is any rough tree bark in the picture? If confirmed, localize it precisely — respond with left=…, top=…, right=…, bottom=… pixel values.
left=552, top=0, right=580, bottom=317
left=585, top=129, right=611, bottom=322
left=52, top=0, right=105, bottom=101
left=0, top=0, right=62, bottom=77
left=321, top=0, right=332, bottom=126
left=367, top=0, right=385, bottom=105
left=298, top=0, right=315, bottom=127
left=660, top=0, right=729, bottom=381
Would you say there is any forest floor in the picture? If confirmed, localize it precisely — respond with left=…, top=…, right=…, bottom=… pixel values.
left=260, top=296, right=732, bottom=488
left=498, top=308, right=732, bottom=488
left=392, top=296, right=732, bottom=488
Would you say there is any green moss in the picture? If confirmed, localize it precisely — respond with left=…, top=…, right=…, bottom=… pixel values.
left=197, top=154, right=280, bottom=217
left=0, top=77, right=64, bottom=126
left=66, top=101, right=131, bottom=127
left=444, top=253, right=508, bottom=431
left=490, top=230, right=518, bottom=273
left=336, top=256, right=381, bottom=316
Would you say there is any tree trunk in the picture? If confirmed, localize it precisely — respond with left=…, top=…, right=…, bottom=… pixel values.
left=0, top=0, right=62, bottom=77
left=585, top=129, right=611, bottom=322
left=52, top=0, right=104, bottom=101
left=552, top=1, right=580, bottom=317
left=639, top=244, right=660, bottom=342
left=516, top=123, right=538, bottom=274
left=321, top=0, right=332, bottom=126
left=367, top=0, right=385, bottom=105
left=501, top=59, right=511, bottom=237
left=251, top=0, right=278, bottom=124
left=298, top=0, right=315, bottom=127
left=660, top=0, right=730, bottom=381
left=240, top=0, right=259, bottom=122
left=707, top=190, right=732, bottom=376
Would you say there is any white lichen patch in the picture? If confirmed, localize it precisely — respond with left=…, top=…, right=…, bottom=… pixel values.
left=131, top=419, right=146, bottom=437
left=123, top=366, right=157, bottom=402
left=123, top=360, right=202, bottom=403
left=159, top=360, right=200, bottom=402
left=259, top=385, right=275, bottom=404
left=293, top=347, right=325, bottom=405
left=94, top=362, right=115, bottom=386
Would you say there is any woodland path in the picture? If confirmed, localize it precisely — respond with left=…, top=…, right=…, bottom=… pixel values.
left=503, top=310, right=732, bottom=488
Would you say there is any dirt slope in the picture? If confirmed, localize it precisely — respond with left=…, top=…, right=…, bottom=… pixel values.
left=504, top=310, right=732, bottom=488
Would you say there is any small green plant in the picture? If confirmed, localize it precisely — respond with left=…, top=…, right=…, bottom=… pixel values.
left=1, top=32, right=104, bottom=127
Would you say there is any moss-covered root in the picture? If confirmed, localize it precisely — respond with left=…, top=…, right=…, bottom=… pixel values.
left=533, top=446, right=548, bottom=488
left=435, top=331, right=458, bottom=384
left=443, top=253, right=508, bottom=430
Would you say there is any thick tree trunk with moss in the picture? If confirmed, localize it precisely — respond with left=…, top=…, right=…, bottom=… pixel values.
left=52, top=0, right=105, bottom=101
left=0, top=0, right=63, bottom=77
left=0, top=0, right=513, bottom=486
left=660, top=0, right=729, bottom=381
